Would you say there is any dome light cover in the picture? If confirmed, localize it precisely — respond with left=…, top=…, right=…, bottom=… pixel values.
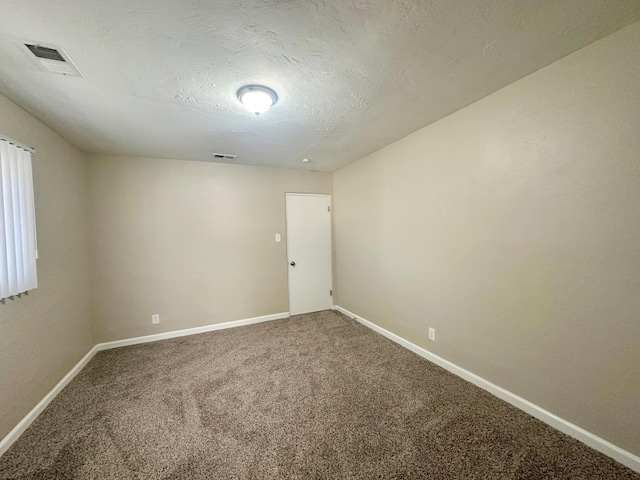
left=237, top=85, right=278, bottom=116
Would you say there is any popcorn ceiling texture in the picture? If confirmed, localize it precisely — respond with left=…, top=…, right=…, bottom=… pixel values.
left=0, top=1, right=639, bottom=170
left=1, top=311, right=638, bottom=479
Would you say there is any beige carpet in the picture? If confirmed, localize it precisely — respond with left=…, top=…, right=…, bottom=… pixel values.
left=0, top=310, right=638, bottom=479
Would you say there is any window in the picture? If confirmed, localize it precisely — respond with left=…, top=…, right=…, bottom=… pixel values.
left=0, top=137, right=37, bottom=300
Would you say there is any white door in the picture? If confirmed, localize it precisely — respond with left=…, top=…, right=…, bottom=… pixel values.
left=286, top=193, right=332, bottom=315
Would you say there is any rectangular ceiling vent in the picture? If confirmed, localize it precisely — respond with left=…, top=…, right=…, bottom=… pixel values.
left=212, top=153, right=237, bottom=161
left=22, top=43, right=84, bottom=77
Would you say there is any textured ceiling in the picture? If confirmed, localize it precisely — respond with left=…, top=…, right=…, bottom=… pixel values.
left=0, top=1, right=639, bottom=171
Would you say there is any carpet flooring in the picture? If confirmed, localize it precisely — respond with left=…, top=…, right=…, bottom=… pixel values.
left=0, top=310, right=638, bottom=479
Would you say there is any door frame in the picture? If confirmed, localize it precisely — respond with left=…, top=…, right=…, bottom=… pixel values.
left=284, top=192, right=333, bottom=315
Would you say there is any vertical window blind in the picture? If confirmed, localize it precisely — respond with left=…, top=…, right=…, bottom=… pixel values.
left=0, top=138, right=37, bottom=300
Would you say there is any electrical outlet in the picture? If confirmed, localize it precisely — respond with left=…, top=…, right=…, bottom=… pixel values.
left=152, top=314, right=160, bottom=325
left=275, top=233, right=281, bottom=242
left=428, top=327, right=436, bottom=341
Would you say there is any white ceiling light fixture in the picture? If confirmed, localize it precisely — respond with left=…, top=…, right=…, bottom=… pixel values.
left=237, top=85, right=278, bottom=116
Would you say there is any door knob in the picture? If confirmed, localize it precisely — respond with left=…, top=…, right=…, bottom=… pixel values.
left=290, top=261, right=296, bottom=266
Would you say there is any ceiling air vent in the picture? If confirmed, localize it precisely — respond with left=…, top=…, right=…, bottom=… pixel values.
left=22, top=43, right=84, bottom=77
left=212, top=153, right=237, bottom=161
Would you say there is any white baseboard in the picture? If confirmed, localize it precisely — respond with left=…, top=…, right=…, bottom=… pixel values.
left=0, top=344, right=100, bottom=457
left=0, top=311, right=289, bottom=458
left=95, top=312, right=290, bottom=351
left=333, top=305, right=640, bottom=474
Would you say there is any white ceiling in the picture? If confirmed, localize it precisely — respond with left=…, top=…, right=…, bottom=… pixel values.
left=0, top=1, right=639, bottom=172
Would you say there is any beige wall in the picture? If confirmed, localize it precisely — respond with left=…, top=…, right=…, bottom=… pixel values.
left=0, top=94, right=93, bottom=439
left=333, top=22, right=640, bottom=455
left=87, top=155, right=331, bottom=342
